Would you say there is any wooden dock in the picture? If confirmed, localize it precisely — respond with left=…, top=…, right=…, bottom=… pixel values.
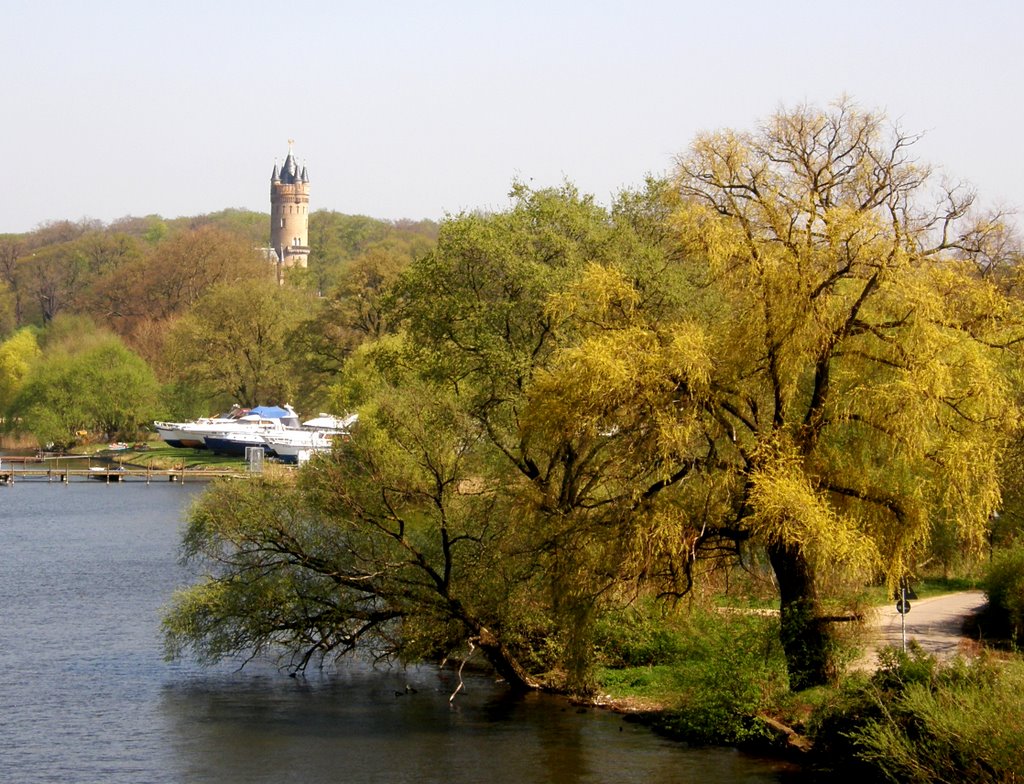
left=0, top=466, right=245, bottom=484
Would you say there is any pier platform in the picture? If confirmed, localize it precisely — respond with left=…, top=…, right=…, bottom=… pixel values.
left=0, top=466, right=244, bottom=484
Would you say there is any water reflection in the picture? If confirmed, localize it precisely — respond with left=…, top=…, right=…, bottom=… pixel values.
left=157, top=661, right=795, bottom=784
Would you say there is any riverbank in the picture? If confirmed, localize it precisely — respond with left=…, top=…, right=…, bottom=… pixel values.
left=75, top=440, right=248, bottom=469
left=87, top=440, right=308, bottom=479
left=588, top=595, right=1024, bottom=781
left=13, top=437, right=1014, bottom=780
left=1, top=438, right=245, bottom=468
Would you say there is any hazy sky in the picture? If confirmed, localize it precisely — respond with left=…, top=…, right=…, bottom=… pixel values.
left=3, top=1, right=1022, bottom=233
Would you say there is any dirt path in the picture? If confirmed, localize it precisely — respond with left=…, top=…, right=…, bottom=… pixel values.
left=855, top=590, right=987, bottom=670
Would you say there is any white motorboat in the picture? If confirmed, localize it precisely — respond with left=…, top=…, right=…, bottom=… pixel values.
left=155, top=414, right=239, bottom=449
left=301, top=413, right=358, bottom=431
left=154, top=405, right=301, bottom=449
left=263, top=430, right=336, bottom=464
left=263, top=413, right=358, bottom=464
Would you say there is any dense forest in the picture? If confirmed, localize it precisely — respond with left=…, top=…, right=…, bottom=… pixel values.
left=0, top=208, right=438, bottom=442
left=5, top=101, right=1024, bottom=777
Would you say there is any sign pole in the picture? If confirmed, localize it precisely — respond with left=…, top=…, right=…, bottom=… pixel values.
left=900, top=586, right=907, bottom=652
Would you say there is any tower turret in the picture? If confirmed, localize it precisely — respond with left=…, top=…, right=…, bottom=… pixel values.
left=270, top=140, right=310, bottom=276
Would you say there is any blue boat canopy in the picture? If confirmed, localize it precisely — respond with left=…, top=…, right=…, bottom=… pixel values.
left=249, top=405, right=291, bottom=419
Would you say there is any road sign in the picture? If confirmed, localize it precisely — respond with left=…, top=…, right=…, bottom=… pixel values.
left=896, top=598, right=911, bottom=615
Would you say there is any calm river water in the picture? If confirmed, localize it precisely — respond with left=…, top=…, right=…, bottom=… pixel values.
left=0, top=480, right=803, bottom=783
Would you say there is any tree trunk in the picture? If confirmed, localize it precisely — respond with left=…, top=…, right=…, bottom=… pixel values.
left=447, top=598, right=541, bottom=693
left=474, top=625, right=541, bottom=692
left=767, top=541, right=833, bottom=690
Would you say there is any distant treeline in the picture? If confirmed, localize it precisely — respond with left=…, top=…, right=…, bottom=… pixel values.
left=0, top=209, right=439, bottom=444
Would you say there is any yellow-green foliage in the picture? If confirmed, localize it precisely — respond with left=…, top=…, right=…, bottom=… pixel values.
left=985, top=543, right=1024, bottom=643
left=667, top=99, right=1022, bottom=595
left=162, top=113, right=1024, bottom=693
left=0, top=328, right=40, bottom=411
left=746, top=437, right=880, bottom=579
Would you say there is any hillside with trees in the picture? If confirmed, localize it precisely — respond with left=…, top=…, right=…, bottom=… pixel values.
left=0, top=210, right=439, bottom=441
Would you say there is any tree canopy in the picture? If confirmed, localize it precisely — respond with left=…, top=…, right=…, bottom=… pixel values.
left=167, top=279, right=314, bottom=409
left=0, top=327, right=41, bottom=414
left=657, top=100, right=1022, bottom=685
left=7, top=319, right=159, bottom=447
left=165, top=360, right=551, bottom=689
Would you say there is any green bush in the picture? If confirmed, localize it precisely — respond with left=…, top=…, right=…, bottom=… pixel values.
left=655, top=621, right=785, bottom=747
left=598, top=608, right=789, bottom=747
left=984, top=543, right=1024, bottom=644
left=593, top=607, right=685, bottom=667
left=810, top=646, right=1024, bottom=783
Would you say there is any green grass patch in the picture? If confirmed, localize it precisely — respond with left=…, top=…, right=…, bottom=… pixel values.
left=855, top=575, right=983, bottom=608
left=64, top=440, right=247, bottom=471
left=595, top=605, right=789, bottom=747
left=913, top=575, right=983, bottom=596
left=123, top=443, right=246, bottom=470
left=598, top=664, right=687, bottom=700
left=712, top=595, right=778, bottom=610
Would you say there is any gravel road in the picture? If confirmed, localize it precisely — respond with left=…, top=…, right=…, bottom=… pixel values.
left=855, top=590, right=987, bottom=670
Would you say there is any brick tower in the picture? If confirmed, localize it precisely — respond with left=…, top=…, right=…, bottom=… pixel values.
left=270, top=140, right=310, bottom=275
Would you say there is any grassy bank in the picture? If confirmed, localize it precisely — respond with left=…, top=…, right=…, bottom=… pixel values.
left=593, top=603, right=1024, bottom=782
left=594, top=605, right=790, bottom=747
left=71, top=440, right=247, bottom=471
left=809, top=648, right=1024, bottom=782
left=853, top=576, right=984, bottom=607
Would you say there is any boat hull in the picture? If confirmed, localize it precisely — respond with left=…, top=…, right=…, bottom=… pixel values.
left=154, top=424, right=207, bottom=449
left=204, top=435, right=272, bottom=457
left=264, top=431, right=336, bottom=464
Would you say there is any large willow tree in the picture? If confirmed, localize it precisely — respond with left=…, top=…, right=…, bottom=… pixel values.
left=396, top=101, right=1023, bottom=688
left=558, top=99, right=1021, bottom=687
left=164, top=186, right=672, bottom=693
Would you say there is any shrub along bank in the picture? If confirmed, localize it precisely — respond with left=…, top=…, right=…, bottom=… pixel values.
left=595, top=607, right=789, bottom=747
left=595, top=606, right=1024, bottom=782
left=809, top=647, right=1024, bottom=783
left=984, top=542, right=1024, bottom=645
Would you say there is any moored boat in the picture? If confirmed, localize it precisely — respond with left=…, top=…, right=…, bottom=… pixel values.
left=263, top=413, right=358, bottom=464
left=263, top=430, right=336, bottom=464
left=301, top=413, right=358, bottom=432
left=204, top=431, right=274, bottom=457
left=154, top=405, right=301, bottom=449
left=153, top=421, right=213, bottom=449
